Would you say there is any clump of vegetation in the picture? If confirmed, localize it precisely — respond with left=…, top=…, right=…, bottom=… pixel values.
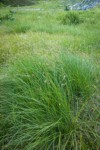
left=64, top=5, right=70, bottom=11
left=13, top=23, right=31, bottom=33
left=0, top=11, right=15, bottom=23
left=0, top=54, right=99, bottom=150
left=62, top=11, right=82, bottom=25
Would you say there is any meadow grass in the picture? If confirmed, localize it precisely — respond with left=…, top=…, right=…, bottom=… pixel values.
left=0, top=54, right=99, bottom=150
left=0, top=5, right=100, bottom=63
left=0, top=0, right=100, bottom=149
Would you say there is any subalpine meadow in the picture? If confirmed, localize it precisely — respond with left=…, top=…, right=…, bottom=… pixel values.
left=0, top=0, right=100, bottom=149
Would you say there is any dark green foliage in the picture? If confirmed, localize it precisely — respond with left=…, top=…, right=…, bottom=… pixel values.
left=0, top=11, right=15, bottom=22
left=62, top=11, right=82, bottom=25
left=0, top=0, right=36, bottom=6
left=64, top=5, right=70, bottom=11
left=0, top=2, right=5, bottom=7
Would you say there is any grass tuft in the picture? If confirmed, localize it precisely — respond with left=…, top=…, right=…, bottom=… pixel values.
left=0, top=54, right=99, bottom=150
left=62, top=11, right=82, bottom=25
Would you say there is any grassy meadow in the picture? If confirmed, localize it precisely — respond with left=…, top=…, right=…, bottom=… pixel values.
left=0, top=0, right=100, bottom=149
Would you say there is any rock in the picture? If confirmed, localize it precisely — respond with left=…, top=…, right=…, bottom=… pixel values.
left=67, top=0, right=100, bottom=11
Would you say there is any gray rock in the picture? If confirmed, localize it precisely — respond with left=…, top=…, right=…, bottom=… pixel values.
left=68, top=0, right=100, bottom=10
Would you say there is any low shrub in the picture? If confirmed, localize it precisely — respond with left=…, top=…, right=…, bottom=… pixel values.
left=0, top=54, right=99, bottom=150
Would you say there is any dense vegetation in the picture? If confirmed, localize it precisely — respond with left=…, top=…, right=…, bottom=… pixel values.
left=0, top=0, right=100, bottom=149
left=0, top=0, right=38, bottom=6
